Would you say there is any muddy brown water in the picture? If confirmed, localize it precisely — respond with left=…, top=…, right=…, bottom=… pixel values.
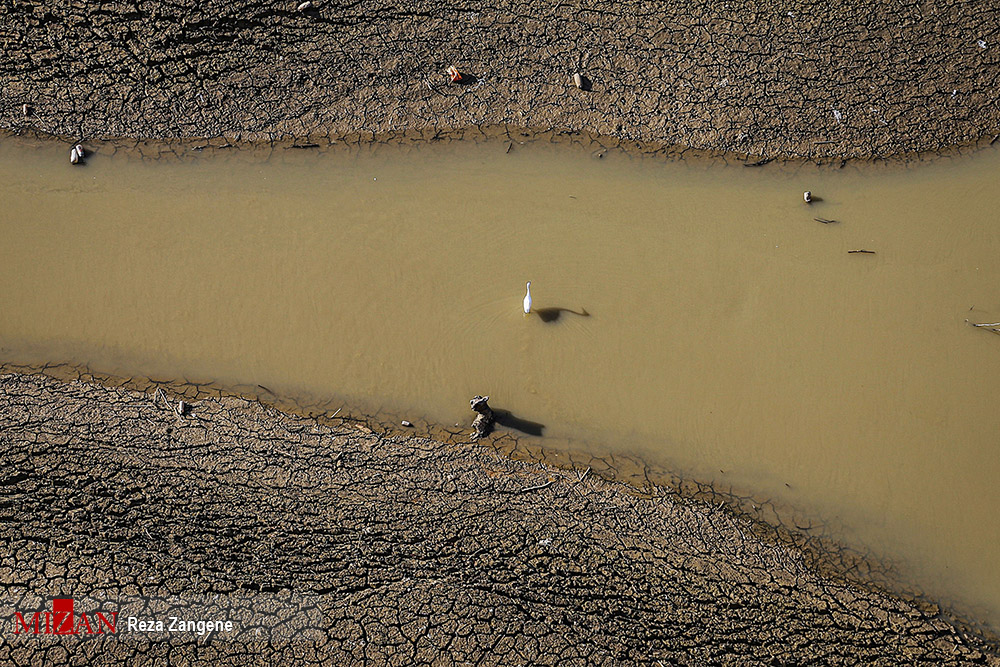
left=2, top=137, right=1000, bottom=630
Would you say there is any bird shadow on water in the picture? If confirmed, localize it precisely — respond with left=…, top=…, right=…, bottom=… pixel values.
left=493, top=407, right=545, bottom=437
left=533, top=307, right=591, bottom=323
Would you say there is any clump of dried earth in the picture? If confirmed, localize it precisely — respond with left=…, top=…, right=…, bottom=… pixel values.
left=1, top=372, right=997, bottom=665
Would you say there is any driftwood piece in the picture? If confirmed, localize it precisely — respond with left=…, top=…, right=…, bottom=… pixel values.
left=470, top=395, right=495, bottom=440
left=966, top=320, right=1000, bottom=335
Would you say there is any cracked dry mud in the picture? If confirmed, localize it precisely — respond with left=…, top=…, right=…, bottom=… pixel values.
left=1, top=372, right=998, bottom=665
left=2, top=0, right=999, bottom=159
left=4, top=0, right=1000, bottom=663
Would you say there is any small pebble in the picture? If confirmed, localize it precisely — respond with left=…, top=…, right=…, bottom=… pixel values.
left=573, top=73, right=583, bottom=89
left=401, top=420, right=413, bottom=427
left=22, top=104, right=30, bottom=117
left=177, top=400, right=188, bottom=416
left=296, top=1, right=312, bottom=10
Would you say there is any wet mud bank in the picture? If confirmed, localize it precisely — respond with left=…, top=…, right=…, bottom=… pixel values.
left=2, top=371, right=998, bottom=664
left=3, top=0, right=1000, bottom=160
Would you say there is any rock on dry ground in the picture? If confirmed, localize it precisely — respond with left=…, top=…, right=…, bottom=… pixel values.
left=1, top=0, right=999, bottom=159
left=1, top=372, right=997, bottom=665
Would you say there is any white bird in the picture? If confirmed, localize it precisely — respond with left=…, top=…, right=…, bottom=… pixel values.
left=523, top=281, right=532, bottom=314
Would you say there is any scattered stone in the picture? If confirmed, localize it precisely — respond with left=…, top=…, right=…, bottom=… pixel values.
left=573, top=73, right=583, bottom=89
left=177, top=400, right=188, bottom=416
left=401, top=420, right=413, bottom=427
left=22, top=104, right=30, bottom=116
left=296, top=1, right=312, bottom=11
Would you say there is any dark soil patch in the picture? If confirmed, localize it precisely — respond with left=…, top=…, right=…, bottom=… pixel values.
left=2, top=0, right=1000, bottom=160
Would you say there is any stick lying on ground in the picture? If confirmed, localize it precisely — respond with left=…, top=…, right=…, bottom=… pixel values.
left=520, top=479, right=554, bottom=493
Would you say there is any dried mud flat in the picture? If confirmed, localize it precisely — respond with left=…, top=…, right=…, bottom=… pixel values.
left=1, top=371, right=998, bottom=665
left=4, top=0, right=1000, bottom=663
left=2, top=0, right=999, bottom=159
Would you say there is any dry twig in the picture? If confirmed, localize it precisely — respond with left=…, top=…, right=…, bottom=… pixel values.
left=520, top=480, right=554, bottom=493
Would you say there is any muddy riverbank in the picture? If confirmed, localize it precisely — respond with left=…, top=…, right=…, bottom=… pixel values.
left=1, top=370, right=998, bottom=664
left=2, top=0, right=999, bottom=159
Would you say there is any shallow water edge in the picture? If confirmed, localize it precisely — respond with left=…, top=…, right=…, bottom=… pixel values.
left=5, top=124, right=1000, bottom=168
left=4, top=130, right=1000, bottom=637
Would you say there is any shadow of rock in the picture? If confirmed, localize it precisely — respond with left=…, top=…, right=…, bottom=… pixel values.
left=494, top=409, right=545, bottom=437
